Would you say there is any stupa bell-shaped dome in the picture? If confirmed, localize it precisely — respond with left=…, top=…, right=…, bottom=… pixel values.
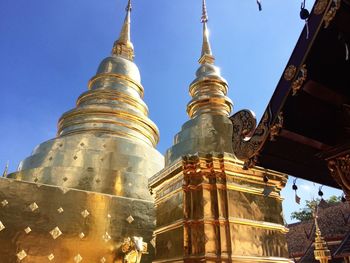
left=96, top=55, right=141, bottom=85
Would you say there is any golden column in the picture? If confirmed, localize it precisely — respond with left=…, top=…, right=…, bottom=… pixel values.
left=0, top=1, right=163, bottom=262
left=313, top=208, right=331, bottom=263
left=149, top=1, right=292, bottom=262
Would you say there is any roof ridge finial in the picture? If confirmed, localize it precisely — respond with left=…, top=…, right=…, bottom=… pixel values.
left=313, top=203, right=331, bottom=263
left=112, top=0, right=134, bottom=61
left=199, top=0, right=215, bottom=64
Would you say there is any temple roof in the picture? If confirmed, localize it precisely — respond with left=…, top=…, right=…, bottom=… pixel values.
left=232, top=0, right=350, bottom=187
left=287, top=201, right=350, bottom=260
left=334, top=230, right=350, bottom=258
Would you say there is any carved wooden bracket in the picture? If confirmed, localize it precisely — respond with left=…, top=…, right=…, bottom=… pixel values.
left=230, top=108, right=272, bottom=169
left=328, top=154, right=350, bottom=202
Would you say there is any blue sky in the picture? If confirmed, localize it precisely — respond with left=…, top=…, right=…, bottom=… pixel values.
left=0, top=0, right=342, bottom=223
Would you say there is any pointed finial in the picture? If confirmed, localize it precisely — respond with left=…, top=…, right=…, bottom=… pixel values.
left=2, top=161, right=8, bottom=177
left=126, top=0, right=132, bottom=12
left=201, top=0, right=208, bottom=23
left=313, top=204, right=331, bottom=263
left=112, top=0, right=134, bottom=61
left=199, top=0, right=215, bottom=64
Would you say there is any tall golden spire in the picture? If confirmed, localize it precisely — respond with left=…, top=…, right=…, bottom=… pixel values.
left=313, top=206, right=331, bottom=263
left=185, top=0, right=233, bottom=119
left=199, top=0, right=215, bottom=64
left=112, top=0, right=134, bottom=60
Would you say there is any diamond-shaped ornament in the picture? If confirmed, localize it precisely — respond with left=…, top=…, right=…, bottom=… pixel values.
left=126, top=215, right=134, bottom=224
left=81, top=209, right=90, bottom=218
left=24, top=227, right=31, bottom=234
left=100, top=257, right=107, bottom=263
left=17, top=250, right=27, bottom=261
left=79, top=232, right=85, bottom=239
left=102, top=232, right=111, bottom=242
left=1, top=199, right=8, bottom=207
left=29, top=202, right=39, bottom=212
left=50, top=227, right=62, bottom=240
left=74, top=254, right=83, bottom=263
left=48, top=254, right=55, bottom=261
left=0, top=221, right=5, bottom=232
left=57, top=207, right=64, bottom=214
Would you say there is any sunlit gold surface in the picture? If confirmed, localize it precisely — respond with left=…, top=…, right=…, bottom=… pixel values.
left=150, top=154, right=291, bottom=262
left=149, top=1, right=291, bottom=261
left=0, top=178, right=155, bottom=262
left=0, top=1, right=163, bottom=262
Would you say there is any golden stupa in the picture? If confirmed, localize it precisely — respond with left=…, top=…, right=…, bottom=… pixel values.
left=0, top=0, right=292, bottom=262
left=149, top=0, right=291, bottom=262
left=0, top=0, right=163, bottom=262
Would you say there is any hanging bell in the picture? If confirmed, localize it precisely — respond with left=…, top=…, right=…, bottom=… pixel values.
left=300, top=8, right=310, bottom=20
left=318, top=189, right=324, bottom=197
left=292, top=184, right=298, bottom=191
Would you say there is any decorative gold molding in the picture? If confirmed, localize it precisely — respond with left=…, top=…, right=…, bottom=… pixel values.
left=292, top=64, right=308, bottom=96
left=270, top=112, right=284, bottom=141
left=314, top=0, right=329, bottom=15
left=324, top=0, right=341, bottom=28
left=88, top=72, right=144, bottom=96
left=284, top=65, right=297, bottom=81
left=228, top=217, right=289, bottom=233
left=154, top=217, right=288, bottom=234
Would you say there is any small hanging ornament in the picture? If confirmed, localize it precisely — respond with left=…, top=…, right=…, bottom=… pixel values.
left=263, top=175, right=269, bottom=184
left=292, top=178, right=301, bottom=204
left=262, top=175, right=274, bottom=197
left=256, top=0, right=262, bottom=11
left=318, top=185, right=324, bottom=199
left=300, top=0, right=310, bottom=39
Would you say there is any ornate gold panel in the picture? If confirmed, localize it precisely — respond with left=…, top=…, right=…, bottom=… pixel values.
left=0, top=178, right=155, bottom=263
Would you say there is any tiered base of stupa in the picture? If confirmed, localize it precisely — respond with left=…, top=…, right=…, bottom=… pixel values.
left=150, top=152, right=293, bottom=263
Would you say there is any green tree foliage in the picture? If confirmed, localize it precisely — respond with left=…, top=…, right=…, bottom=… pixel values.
left=290, top=195, right=341, bottom=222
